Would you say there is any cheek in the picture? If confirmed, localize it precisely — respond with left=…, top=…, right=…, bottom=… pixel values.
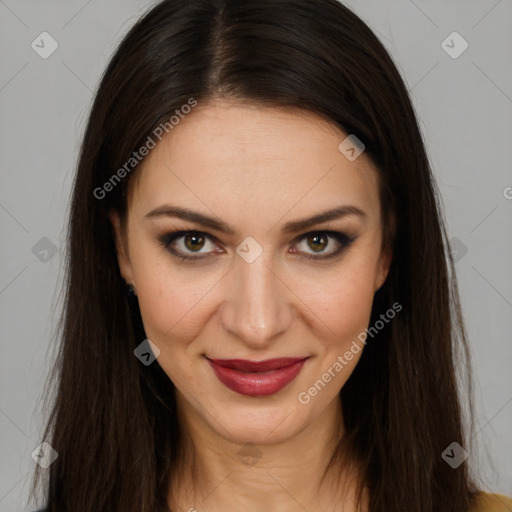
left=133, top=263, right=217, bottom=388
left=128, top=238, right=218, bottom=344
left=136, top=269, right=218, bottom=345
left=295, top=264, right=377, bottom=403
left=307, top=259, right=378, bottom=344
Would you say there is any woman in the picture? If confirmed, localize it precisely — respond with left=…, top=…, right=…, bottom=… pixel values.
left=29, top=0, right=512, bottom=510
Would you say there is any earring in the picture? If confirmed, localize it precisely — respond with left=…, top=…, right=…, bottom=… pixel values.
left=124, top=280, right=137, bottom=297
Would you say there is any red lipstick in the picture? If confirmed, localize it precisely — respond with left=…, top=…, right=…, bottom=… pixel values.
left=207, top=356, right=309, bottom=397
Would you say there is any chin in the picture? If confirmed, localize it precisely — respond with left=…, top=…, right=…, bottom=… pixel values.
left=207, top=399, right=307, bottom=444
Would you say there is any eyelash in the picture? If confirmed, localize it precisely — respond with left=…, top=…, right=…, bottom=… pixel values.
left=158, top=230, right=356, bottom=262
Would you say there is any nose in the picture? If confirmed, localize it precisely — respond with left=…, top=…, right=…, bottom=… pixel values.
left=221, top=249, right=292, bottom=349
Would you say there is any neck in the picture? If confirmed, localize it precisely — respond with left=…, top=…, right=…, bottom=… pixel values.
left=168, top=395, right=367, bottom=512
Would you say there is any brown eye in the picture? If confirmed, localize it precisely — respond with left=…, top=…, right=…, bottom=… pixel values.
left=159, top=229, right=355, bottom=263
left=292, top=231, right=355, bottom=260
left=306, top=233, right=328, bottom=253
left=183, top=233, right=206, bottom=252
left=159, top=230, right=218, bottom=260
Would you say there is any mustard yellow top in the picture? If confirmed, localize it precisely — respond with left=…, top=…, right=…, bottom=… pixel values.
left=471, top=492, right=512, bottom=511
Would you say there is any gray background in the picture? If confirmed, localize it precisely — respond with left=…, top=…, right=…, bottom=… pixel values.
left=0, top=1, right=511, bottom=510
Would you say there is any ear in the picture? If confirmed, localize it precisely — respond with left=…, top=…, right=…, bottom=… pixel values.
left=374, top=243, right=393, bottom=292
left=374, top=212, right=396, bottom=292
left=108, top=208, right=134, bottom=285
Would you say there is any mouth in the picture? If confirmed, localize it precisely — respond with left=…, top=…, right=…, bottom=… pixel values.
left=206, top=356, right=310, bottom=397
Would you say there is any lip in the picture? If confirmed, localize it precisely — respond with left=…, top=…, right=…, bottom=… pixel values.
left=206, top=356, right=309, bottom=397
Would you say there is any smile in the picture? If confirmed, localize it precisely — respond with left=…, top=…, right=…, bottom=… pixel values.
left=206, top=356, right=309, bottom=397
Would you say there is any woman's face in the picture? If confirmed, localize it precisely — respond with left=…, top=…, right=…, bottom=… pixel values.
left=110, top=99, right=391, bottom=445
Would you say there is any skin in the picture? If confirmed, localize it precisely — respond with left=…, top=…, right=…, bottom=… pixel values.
left=110, top=98, right=392, bottom=511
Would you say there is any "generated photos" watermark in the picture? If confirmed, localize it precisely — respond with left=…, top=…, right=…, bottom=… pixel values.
left=298, top=301, right=402, bottom=404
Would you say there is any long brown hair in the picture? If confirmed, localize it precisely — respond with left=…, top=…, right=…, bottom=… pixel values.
left=30, top=0, right=482, bottom=510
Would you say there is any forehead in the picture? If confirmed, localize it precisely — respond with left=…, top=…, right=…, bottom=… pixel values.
left=128, top=99, right=381, bottom=227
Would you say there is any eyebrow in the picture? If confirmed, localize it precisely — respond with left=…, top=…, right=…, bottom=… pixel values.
left=145, top=204, right=367, bottom=234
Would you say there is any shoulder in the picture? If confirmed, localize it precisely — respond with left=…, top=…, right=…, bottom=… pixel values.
left=470, top=491, right=512, bottom=512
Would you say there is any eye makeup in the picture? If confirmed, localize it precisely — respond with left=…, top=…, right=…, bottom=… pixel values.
left=158, top=229, right=357, bottom=263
